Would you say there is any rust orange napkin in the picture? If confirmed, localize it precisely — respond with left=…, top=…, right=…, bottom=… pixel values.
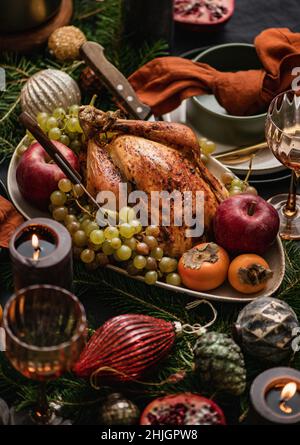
left=129, top=28, right=300, bottom=116
left=0, top=196, right=23, bottom=248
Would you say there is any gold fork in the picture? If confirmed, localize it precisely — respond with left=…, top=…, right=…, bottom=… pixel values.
left=214, top=141, right=268, bottom=164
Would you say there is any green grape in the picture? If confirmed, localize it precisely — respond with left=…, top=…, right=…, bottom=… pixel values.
left=67, top=221, right=80, bottom=234
left=80, top=219, right=91, bottom=230
left=119, top=206, right=135, bottom=223
left=131, top=219, right=142, bottom=234
left=166, top=273, right=181, bottom=286
left=64, top=214, right=77, bottom=225
left=67, top=131, right=78, bottom=141
left=53, top=107, right=66, bottom=119
left=90, top=229, right=105, bottom=245
left=159, top=257, right=178, bottom=273
left=58, top=178, right=72, bottom=193
left=66, top=117, right=80, bottom=133
left=231, top=178, right=244, bottom=188
left=102, top=240, right=114, bottom=256
left=70, top=139, right=82, bottom=153
left=144, top=236, right=158, bottom=249
left=116, top=245, right=132, bottom=261
left=69, top=104, right=80, bottom=116
left=87, top=241, right=102, bottom=252
left=150, top=247, right=164, bottom=260
left=73, top=184, right=85, bottom=198
left=60, top=134, right=70, bottom=146
left=50, top=190, right=67, bottom=206
left=52, top=206, right=68, bottom=221
left=144, top=271, right=158, bottom=285
left=104, top=226, right=119, bottom=240
left=68, top=206, right=77, bottom=215
left=48, top=127, right=62, bottom=140
left=37, top=112, right=49, bottom=125
left=229, top=187, right=242, bottom=196
left=84, top=221, right=99, bottom=236
left=136, top=242, right=150, bottom=256
left=133, top=255, right=147, bottom=270
left=80, top=249, right=95, bottom=264
left=96, top=253, right=109, bottom=267
left=124, top=237, right=137, bottom=250
left=145, top=257, right=157, bottom=271
left=119, top=223, right=135, bottom=239
left=244, top=186, right=258, bottom=196
left=221, top=171, right=235, bottom=185
left=145, top=225, right=160, bottom=237
left=46, top=116, right=58, bottom=131
left=73, top=230, right=87, bottom=247
left=201, top=140, right=216, bottom=155
left=57, top=118, right=65, bottom=129
left=111, top=237, right=122, bottom=249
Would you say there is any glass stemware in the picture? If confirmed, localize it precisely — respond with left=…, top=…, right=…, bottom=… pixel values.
left=3, top=285, right=87, bottom=424
left=266, top=90, right=300, bottom=239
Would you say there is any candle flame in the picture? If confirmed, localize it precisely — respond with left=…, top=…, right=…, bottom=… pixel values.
left=31, top=234, right=40, bottom=261
left=279, top=382, right=297, bottom=414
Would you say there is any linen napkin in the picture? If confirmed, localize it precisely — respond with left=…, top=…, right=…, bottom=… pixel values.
left=0, top=196, right=23, bottom=248
left=129, top=28, right=300, bottom=116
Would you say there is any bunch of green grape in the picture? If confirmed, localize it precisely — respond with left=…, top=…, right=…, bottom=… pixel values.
left=199, top=137, right=217, bottom=164
left=220, top=172, right=258, bottom=196
left=36, top=105, right=84, bottom=153
left=50, top=178, right=182, bottom=287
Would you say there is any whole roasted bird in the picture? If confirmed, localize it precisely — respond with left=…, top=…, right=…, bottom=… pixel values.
left=79, top=106, right=228, bottom=257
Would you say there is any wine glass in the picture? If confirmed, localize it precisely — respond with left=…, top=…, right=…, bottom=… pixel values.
left=266, top=89, right=300, bottom=239
left=3, top=285, right=87, bottom=425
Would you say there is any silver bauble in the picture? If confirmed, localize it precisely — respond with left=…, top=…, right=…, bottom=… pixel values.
left=20, top=69, right=81, bottom=118
left=99, top=393, right=140, bottom=425
left=234, top=296, right=299, bottom=364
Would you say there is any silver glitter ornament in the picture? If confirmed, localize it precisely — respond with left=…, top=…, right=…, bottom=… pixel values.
left=234, top=296, right=299, bottom=364
left=99, top=393, right=140, bottom=425
left=20, top=69, right=81, bottom=118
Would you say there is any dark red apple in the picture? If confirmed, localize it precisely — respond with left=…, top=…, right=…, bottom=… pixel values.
left=16, top=141, right=79, bottom=210
left=214, top=194, right=280, bottom=255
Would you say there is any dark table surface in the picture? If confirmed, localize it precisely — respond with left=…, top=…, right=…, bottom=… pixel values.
left=1, top=0, right=300, bottom=305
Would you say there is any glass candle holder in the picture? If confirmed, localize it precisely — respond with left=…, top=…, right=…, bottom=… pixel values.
left=3, top=285, right=87, bottom=424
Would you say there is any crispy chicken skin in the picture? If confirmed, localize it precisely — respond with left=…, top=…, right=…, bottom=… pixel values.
left=79, top=107, right=228, bottom=257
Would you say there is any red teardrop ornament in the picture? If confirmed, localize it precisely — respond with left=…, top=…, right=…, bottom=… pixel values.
left=73, top=314, right=176, bottom=383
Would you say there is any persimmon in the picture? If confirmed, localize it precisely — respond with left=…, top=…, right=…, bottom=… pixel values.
left=178, top=242, right=230, bottom=291
left=228, top=254, right=273, bottom=294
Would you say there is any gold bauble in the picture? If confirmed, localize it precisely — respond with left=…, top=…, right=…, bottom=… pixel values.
left=20, top=69, right=81, bottom=118
left=48, top=26, right=87, bottom=61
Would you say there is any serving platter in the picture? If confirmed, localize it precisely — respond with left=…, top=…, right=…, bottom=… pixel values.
left=8, top=116, right=286, bottom=303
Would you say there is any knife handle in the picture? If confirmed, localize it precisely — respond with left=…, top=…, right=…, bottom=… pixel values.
left=80, top=41, right=152, bottom=120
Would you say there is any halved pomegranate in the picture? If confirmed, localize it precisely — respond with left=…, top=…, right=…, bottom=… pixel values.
left=140, top=393, right=226, bottom=425
left=174, top=0, right=235, bottom=29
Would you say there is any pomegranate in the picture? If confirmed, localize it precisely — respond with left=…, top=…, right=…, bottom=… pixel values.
left=174, top=0, right=235, bottom=29
left=140, top=393, right=226, bottom=425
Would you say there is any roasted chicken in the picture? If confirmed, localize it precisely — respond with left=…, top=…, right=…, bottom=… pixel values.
left=79, top=106, right=228, bottom=257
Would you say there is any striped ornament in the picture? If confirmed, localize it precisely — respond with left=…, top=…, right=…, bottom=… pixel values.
left=20, top=69, right=81, bottom=118
left=73, top=314, right=176, bottom=384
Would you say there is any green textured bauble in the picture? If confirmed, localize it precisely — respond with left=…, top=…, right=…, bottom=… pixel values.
left=234, top=296, right=299, bottom=364
left=194, top=331, right=246, bottom=396
left=99, top=393, right=140, bottom=425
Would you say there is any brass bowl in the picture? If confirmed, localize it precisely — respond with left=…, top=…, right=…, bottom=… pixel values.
left=189, top=43, right=267, bottom=146
left=0, top=0, right=61, bottom=33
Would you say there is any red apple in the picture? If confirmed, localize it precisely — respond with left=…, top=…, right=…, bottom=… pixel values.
left=16, top=141, right=79, bottom=210
left=214, top=194, right=280, bottom=255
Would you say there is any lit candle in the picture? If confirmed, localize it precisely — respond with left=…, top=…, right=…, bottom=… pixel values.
left=9, top=218, right=73, bottom=291
left=250, top=367, right=300, bottom=424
